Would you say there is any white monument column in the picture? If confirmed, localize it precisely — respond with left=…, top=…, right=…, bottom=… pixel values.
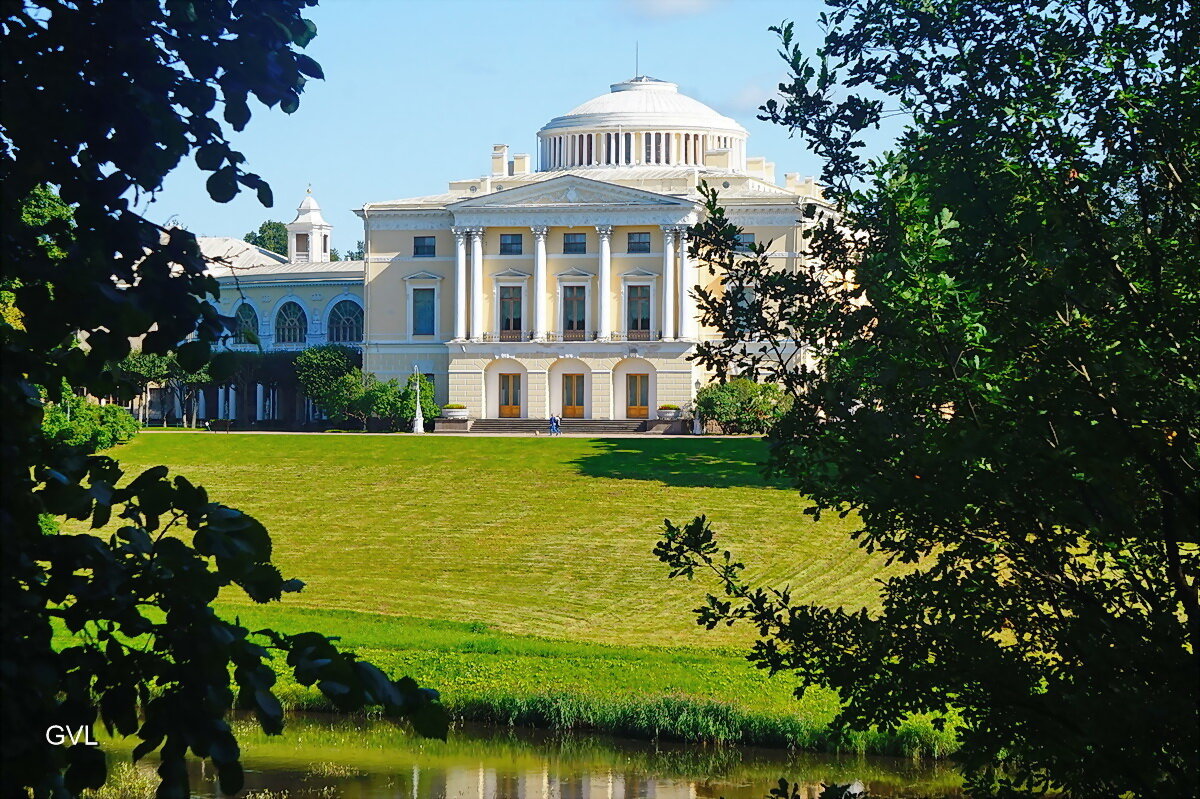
left=469, top=227, right=484, bottom=339
left=532, top=225, right=548, bottom=340
left=677, top=228, right=697, bottom=340
left=452, top=226, right=468, bottom=340
left=661, top=226, right=677, bottom=340
left=596, top=224, right=613, bottom=339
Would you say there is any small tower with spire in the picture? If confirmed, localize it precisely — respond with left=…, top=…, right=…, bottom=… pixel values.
left=287, top=188, right=332, bottom=263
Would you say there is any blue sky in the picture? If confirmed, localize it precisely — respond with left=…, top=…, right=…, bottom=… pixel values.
left=146, top=0, right=848, bottom=250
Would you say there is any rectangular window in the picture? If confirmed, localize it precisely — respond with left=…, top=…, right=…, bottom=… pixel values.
left=412, top=288, right=435, bottom=335
left=295, top=233, right=309, bottom=254
left=735, top=233, right=756, bottom=252
left=499, top=233, right=523, bottom=255
left=413, top=236, right=436, bottom=257
left=627, top=284, right=651, bottom=339
left=500, top=285, right=522, bottom=339
left=563, top=233, right=587, bottom=254
left=563, top=285, right=586, bottom=336
left=627, top=232, right=651, bottom=253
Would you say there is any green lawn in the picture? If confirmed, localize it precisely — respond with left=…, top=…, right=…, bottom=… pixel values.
left=118, top=433, right=889, bottom=647
left=91, top=434, right=951, bottom=755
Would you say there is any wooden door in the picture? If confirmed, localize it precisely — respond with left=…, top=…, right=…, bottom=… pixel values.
left=562, top=374, right=584, bottom=418
left=499, top=373, right=521, bottom=418
left=626, top=373, right=649, bottom=419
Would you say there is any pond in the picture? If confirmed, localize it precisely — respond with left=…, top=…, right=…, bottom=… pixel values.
left=108, top=714, right=964, bottom=799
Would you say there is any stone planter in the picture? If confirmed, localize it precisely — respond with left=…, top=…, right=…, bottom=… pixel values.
left=441, top=407, right=469, bottom=420
left=657, top=408, right=682, bottom=421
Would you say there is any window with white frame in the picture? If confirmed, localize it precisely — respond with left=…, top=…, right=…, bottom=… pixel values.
left=562, top=285, right=586, bottom=338
left=275, top=301, right=307, bottom=344
left=563, top=233, right=587, bottom=254
left=234, top=304, right=258, bottom=344
left=735, top=233, right=756, bottom=252
left=411, top=288, right=435, bottom=335
left=627, top=232, right=651, bottom=253
left=499, top=233, right=523, bottom=255
left=413, top=236, right=436, bottom=257
left=327, top=300, right=363, bottom=342
left=627, top=284, right=651, bottom=338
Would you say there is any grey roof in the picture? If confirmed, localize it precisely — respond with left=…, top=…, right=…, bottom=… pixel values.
left=199, top=237, right=289, bottom=272
left=200, top=237, right=363, bottom=283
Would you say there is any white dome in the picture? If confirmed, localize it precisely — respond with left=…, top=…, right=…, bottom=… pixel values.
left=540, top=76, right=745, bottom=134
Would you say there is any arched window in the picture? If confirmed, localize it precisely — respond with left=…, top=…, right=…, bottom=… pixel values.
left=327, top=300, right=363, bottom=343
left=234, top=303, right=258, bottom=344
left=275, top=301, right=308, bottom=344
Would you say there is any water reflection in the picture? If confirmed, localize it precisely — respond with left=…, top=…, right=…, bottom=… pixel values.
left=121, top=714, right=962, bottom=799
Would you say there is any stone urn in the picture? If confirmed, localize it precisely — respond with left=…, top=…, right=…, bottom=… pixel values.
left=440, top=407, right=469, bottom=420
left=657, top=407, right=682, bottom=421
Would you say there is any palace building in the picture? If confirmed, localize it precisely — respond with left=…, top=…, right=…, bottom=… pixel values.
left=205, top=75, right=827, bottom=426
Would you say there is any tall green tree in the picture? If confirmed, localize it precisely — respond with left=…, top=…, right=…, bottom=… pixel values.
left=1, top=3, right=445, bottom=797
left=657, top=3, right=1198, bottom=797
left=243, top=219, right=289, bottom=256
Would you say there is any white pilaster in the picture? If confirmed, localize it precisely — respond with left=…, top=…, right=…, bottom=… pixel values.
left=661, top=226, right=677, bottom=340
left=677, top=228, right=697, bottom=340
left=596, top=225, right=613, bottom=339
left=469, top=227, right=484, bottom=339
left=453, top=226, right=468, bottom=340
left=532, top=225, right=548, bottom=340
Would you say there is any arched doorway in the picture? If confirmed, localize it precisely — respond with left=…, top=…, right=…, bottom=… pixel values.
left=547, top=358, right=592, bottom=419
left=484, top=358, right=529, bottom=419
left=611, top=358, right=656, bottom=420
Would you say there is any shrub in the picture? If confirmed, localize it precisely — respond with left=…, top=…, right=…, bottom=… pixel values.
left=41, top=385, right=140, bottom=451
left=693, top=378, right=790, bottom=435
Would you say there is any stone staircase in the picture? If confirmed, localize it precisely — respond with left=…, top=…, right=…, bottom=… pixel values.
left=463, top=418, right=649, bottom=435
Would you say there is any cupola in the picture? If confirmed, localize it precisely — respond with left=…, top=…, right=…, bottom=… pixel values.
left=286, top=189, right=332, bottom=263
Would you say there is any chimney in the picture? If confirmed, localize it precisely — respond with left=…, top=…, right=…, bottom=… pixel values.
left=491, top=144, right=509, bottom=176
left=511, top=153, right=531, bottom=175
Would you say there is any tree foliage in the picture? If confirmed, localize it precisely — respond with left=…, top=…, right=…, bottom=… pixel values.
left=693, top=378, right=789, bottom=435
left=243, top=220, right=289, bottom=257
left=1, top=3, right=445, bottom=797
left=293, top=344, right=361, bottom=416
left=658, top=2, right=1198, bottom=797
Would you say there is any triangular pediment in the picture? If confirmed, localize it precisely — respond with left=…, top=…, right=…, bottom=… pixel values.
left=404, top=270, right=444, bottom=281
left=556, top=267, right=595, bottom=278
left=448, top=174, right=693, bottom=210
left=622, top=268, right=659, bottom=278
left=493, top=268, right=532, bottom=278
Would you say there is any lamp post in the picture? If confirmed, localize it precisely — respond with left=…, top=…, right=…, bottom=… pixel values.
left=411, top=364, right=425, bottom=434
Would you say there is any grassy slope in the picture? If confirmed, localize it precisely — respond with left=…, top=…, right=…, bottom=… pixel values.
left=118, top=434, right=888, bottom=647
left=101, top=434, right=952, bottom=755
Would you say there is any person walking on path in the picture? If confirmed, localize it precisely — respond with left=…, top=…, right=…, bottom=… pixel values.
left=549, top=414, right=561, bottom=436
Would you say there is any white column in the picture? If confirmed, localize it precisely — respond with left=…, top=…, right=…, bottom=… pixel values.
left=217, top=386, right=226, bottom=418
left=596, top=225, right=613, bottom=339
left=470, top=227, right=484, bottom=339
left=256, top=383, right=265, bottom=420
left=661, top=226, right=677, bottom=340
left=228, top=385, right=237, bottom=420
left=453, top=226, right=468, bottom=340
left=198, top=390, right=207, bottom=419
left=532, top=225, right=548, bottom=340
left=677, top=229, right=697, bottom=340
